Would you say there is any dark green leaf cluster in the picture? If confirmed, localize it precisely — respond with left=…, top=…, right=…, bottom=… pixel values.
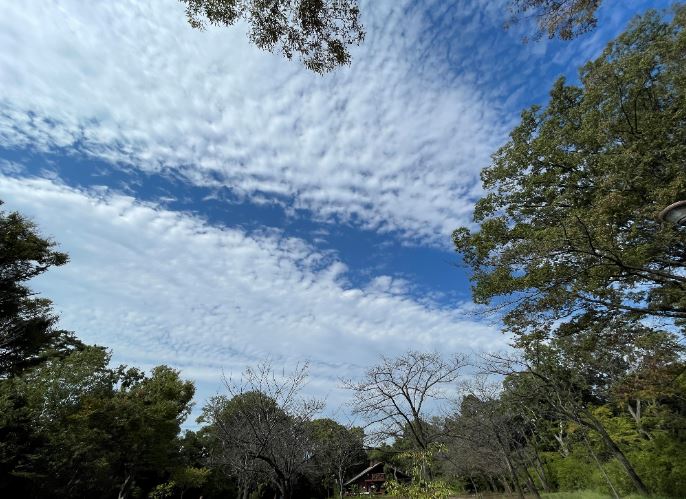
left=200, top=367, right=360, bottom=499
left=0, top=203, right=80, bottom=377
left=1, top=349, right=195, bottom=497
left=180, top=0, right=365, bottom=74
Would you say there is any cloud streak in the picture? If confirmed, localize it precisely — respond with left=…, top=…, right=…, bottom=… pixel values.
left=0, top=0, right=517, bottom=246
left=0, top=175, right=507, bottom=415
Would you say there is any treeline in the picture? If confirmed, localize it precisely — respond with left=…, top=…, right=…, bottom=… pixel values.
left=341, top=345, right=686, bottom=498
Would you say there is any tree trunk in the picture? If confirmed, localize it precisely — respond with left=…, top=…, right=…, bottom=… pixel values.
left=582, top=431, right=619, bottom=499
left=628, top=399, right=653, bottom=441
left=499, top=475, right=513, bottom=495
left=531, top=461, right=548, bottom=493
left=586, top=412, right=650, bottom=496
left=529, top=439, right=552, bottom=492
left=516, top=459, right=541, bottom=499
left=553, top=421, right=569, bottom=457
left=469, top=475, right=479, bottom=497
left=278, top=479, right=292, bottom=499
left=512, top=445, right=541, bottom=499
left=501, top=449, right=525, bottom=499
left=338, top=468, right=344, bottom=499
left=117, top=474, right=131, bottom=499
left=487, top=475, right=497, bottom=493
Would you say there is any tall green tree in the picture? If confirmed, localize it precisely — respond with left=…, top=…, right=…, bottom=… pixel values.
left=0, top=202, right=197, bottom=498
left=310, top=418, right=366, bottom=499
left=453, top=7, right=686, bottom=344
left=105, top=365, right=196, bottom=498
left=0, top=201, right=81, bottom=377
left=1, top=348, right=195, bottom=498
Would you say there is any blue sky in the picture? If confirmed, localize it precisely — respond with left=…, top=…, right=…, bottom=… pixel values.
left=0, top=0, right=672, bottom=421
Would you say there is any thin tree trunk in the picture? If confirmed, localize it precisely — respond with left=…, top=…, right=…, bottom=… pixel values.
left=499, top=474, right=513, bottom=495
left=582, top=431, right=619, bottom=499
left=282, top=480, right=292, bottom=499
left=529, top=440, right=552, bottom=492
left=515, top=459, right=541, bottom=499
left=628, top=399, right=653, bottom=441
left=586, top=412, right=650, bottom=495
left=339, top=468, right=345, bottom=499
left=487, top=475, right=497, bottom=493
left=117, top=474, right=131, bottom=499
left=525, top=453, right=548, bottom=494
left=502, top=450, right=525, bottom=499
left=531, top=461, right=547, bottom=492
left=469, top=475, right=479, bottom=497
left=513, top=446, right=541, bottom=499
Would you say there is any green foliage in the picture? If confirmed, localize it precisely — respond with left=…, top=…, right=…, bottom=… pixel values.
left=148, top=481, right=176, bottom=499
left=179, top=0, right=365, bottom=74
left=453, top=6, right=686, bottom=344
left=548, top=450, right=595, bottom=492
left=0, top=347, right=195, bottom=497
left=541, top=492, right=616, bottom=499
left=537, top=404, right=686, bottom=497
left=386, top=445, right=454, bottom=499
left=0, top=202, right=81, bottom=377
left=0, top=204, right=241, bottom=499
left=507, top=0, right=601, bottom=40
left=310, top=417, right=366, bottom=495
left=176, top=429, right=239, bottom=498
left=450, top=11, right=686, bottom=493
left=386, top=478, right=453, bottom=499
left=625, top=434, right=686, bottom=498
left=201, top=363, right=324, bottom=499
left=170, top=466, right=211, bottom=497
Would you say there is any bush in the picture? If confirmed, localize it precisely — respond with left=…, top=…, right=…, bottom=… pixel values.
left=548, top=451, right=596, bottom=491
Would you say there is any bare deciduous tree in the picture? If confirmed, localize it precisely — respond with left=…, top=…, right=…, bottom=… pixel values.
left=202, top=361, right=324, bottom=499
left=450, top=377, right=542, bottom=499
left=343, top=351, right=466, bottom=450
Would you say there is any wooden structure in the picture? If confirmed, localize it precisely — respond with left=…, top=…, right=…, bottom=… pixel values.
left=343, top=462, right=410, bottom=495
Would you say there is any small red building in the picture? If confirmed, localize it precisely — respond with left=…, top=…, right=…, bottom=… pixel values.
left=344, top=462, right=410, bottom=495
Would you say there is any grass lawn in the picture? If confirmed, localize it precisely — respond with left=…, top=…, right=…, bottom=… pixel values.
left=441, top=492, right=672, bottom=499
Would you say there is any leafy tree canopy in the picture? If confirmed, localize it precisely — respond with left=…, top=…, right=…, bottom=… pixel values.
left=0, top=201, right=81, bottom=377
left=180, top=0, right=365, bottom=74
left=453, top=7, right=686, bottom=344
left=506, top=0, right=602, bottom=40
left=0, top=348, right=195, bottom=497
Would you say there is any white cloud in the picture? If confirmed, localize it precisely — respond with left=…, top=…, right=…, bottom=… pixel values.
left=0, top=0, right=514, bottom=246
left=0, top=175, right=508, bottom=418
